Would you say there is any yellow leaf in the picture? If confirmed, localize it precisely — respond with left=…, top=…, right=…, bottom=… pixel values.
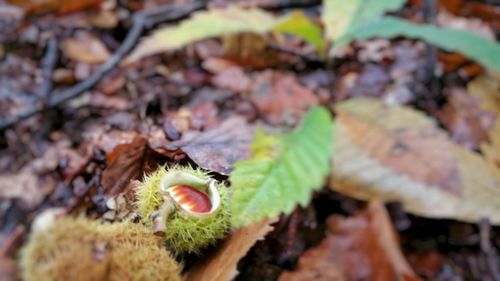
left=125, top=8, right=323, bottom=63
left=184, top=218, right=276, bottom=281
left=331, top=98, right=500, bottom=224
left=273, top=11, right=324, bottom=51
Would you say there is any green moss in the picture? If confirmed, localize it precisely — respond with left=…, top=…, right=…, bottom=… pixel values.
left=19, top=217, right=181, bottom=281
left=135, top=165, right=231, bottom=255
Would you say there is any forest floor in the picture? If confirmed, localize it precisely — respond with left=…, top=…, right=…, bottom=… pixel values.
left=1, top=0, right=500, bottom=280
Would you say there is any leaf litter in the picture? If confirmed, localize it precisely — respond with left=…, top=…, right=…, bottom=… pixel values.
left=1, top=0, right=500, bottom=280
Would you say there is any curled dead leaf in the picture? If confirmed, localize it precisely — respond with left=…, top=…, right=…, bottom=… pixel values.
left=184, top=218, right=276, bottom=281
left=250, top=71, right=318, bottom=125
left=100, top=134, right=148, bottom=197
left=280, top=201, right=420, bottom=281
left=164, top=117, right=254, bottom=175
left=332, top=98, right=500, bottom=224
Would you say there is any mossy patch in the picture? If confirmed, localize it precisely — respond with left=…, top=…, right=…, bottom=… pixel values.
left=19, top=217, right=181, bottom=281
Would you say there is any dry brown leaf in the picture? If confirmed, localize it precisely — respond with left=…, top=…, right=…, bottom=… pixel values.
left=184, top=218, right=276, bottom=281
left=99, top=133, right=148, bottom=197
left=0, top=169, right=55, bottom=210
left=437, top=88, right=495, bottom=150
left=0, top=257, right=17, bottom=281
left=331, top=98, right=500, bottom=224
left=280, top=201, right=420, bottom=281
left=211, top=66, right=252, bottom=93
left=7, top=0, right=102, bottom=15
left=61, top=31, right=111, bottom=64
left=164, top=117, right=254, bottom=175
left=468, top=72, right=500, bottom=168
left=250, top=70, right=318, bottom=125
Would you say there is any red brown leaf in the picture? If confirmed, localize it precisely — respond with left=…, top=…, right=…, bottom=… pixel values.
left=100, top=133, right=148, bottom=197
left=250, top=70, right=318, bottom=125
left=280, top=201, right=421, bottom=281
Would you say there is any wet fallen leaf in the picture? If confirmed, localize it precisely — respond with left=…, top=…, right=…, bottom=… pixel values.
left=184, top=218, right=276, bottom=281
left=468, top=73, right=500, bottom=168
left=331, top=98, right=500, bottom=224
left=211, top=66, right=253, bottom=93
left=279, top=253, right=345, bottom=281
left=100, top=133, right=148, bottom=197
left=250, top=70, right=318, bottom=125
left=437, top=88, right=495, bottom=150
left=7, top=0, right=102, bottom=15
left=335, top=64, right=391, bottom=100
left=86, top=10, right=118, bottom=29
left=61, top=31, right=111, bottom=64
left=164, top=117, right=253, bottom=175
left=0, top=257, right=17, bottom=281
left=0, top=54, right=41, bottom=118
left=407, top=251, right=445, bottom=278
left=0, top=169, right=55, bottom=210
left=91, top=93, right=131, bottom=111
left=95, top=131, right=140, bottom=154
left=280, top=201, right=420, bottom=281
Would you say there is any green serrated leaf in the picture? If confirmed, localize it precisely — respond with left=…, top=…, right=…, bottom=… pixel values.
left=322, top=0, right=405, bottom=41
left=250, top=129, right=283, bottom=159
left=126, top=8, right=323, bottom=63
left=332, top=17, right=500, bottom=70
left=230, top=107, right=333, bottom=227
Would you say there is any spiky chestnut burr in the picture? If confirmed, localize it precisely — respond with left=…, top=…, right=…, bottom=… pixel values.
left=19, top=217, right=181, bottom=281
left=135, top=166, right=231, bottom=255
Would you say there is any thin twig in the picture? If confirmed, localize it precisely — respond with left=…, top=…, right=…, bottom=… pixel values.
left=0, top=1, right=205, bottom=131
left=38, top=36, right=58, bottom=101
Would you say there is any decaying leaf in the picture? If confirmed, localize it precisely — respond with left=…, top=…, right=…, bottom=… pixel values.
left=61, top=31, right=111, bottom=64
left=211, top=66, right=253, bottom=94
left=468, top=72, right=500, bottom=168
left=125, top=8, right=321, bottom=63
left=7, top=0, right=102, bottom=15
left=100, top=133, right=148, bottom=197
left=0, top=169, right=55, bottom=210
left=184, top=218, right=276, bottom=281
left=331, top=98, right=500, bottom=224
left=250, top=71, right=319, bottom=125
left=0, top=257, right=17, bottom=281
left=164, top=117, right=254, bottom=175
left=280, top=201, right=419, bottom=281
left=437, top=88, right=495, bottom=150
